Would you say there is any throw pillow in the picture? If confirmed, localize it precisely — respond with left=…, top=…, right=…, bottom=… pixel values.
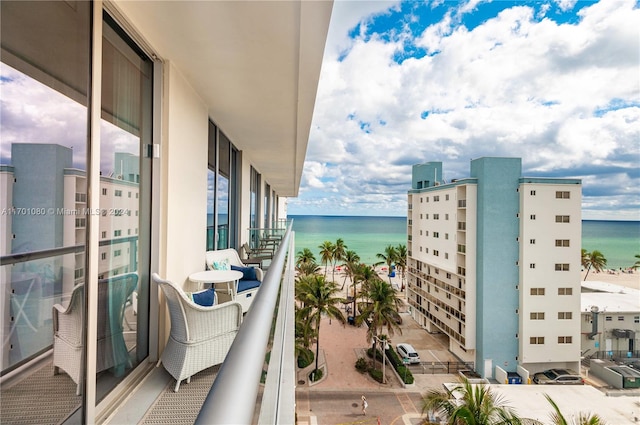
left=212, top=258, right=230, bottom=271
left=188, top=288, right=216, bottom=306
left=231, top=264, right=258, bottom=281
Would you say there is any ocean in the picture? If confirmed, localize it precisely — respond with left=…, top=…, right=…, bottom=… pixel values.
left=291, top=216, right=640, bottom=270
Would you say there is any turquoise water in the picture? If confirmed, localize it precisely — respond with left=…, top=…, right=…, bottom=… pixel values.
left=291, top=216, right=640, bottom=270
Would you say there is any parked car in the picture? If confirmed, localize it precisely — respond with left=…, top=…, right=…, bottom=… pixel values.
left=396, top=343, right=420, bottom=364
left=533, top=368, right=584, bottom=385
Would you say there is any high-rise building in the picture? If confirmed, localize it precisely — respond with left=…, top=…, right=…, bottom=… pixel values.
left=407, top=157, right=582, bottom=379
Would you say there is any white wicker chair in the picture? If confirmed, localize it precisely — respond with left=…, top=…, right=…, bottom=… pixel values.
left=152, top=273, right=243, bottom=391
left=52, top=272, right=137, bottom=395
left=205, top=249, right=263, bottom=313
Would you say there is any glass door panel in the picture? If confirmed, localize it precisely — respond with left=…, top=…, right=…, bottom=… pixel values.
left=0, top=0, right=91, bottom=422
left=96, top=13, right=152, bottom=399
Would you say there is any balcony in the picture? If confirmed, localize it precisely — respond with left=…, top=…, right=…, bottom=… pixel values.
left=0, top=227, right=296, bottom=424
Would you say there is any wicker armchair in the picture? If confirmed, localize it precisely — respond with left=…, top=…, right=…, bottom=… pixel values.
left=52, top=272, right=137, bottom=395
left=152, top=273, right=243, bottom=391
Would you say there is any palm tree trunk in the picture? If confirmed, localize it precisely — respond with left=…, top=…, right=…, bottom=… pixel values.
left=314, top=319, right=321, bottom=377
left=584, top=264, right=592, bottom=281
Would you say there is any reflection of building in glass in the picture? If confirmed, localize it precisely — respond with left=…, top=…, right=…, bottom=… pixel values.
left=0, top=143, right=139, bottom=368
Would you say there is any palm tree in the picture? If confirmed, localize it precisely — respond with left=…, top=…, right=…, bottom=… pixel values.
left=582, top=250, right=607, bottom=281
left=356, top=277, right=402, bottom=372
left=296, top=261, right=321, bottom=277
left=296, top=248, right=316, bottom=267
left=331, top=238, right=347, bottom=282
left=395, top=243, right=407, bottom=291
left=545, top=394, right=606, bottom=425
left=632, top=254, right=640, bottom=270
left=295, top=308, right=316, bottom=366
left=421, top=379, right=524, bottom=425
left=318, top=241, right=335, bottom=279
left=376, top=244, right=398, bottom=284
left=341, top=249, right=361, bottom=296
left=295, top=274, right=346, bottom=379
left=352, top=263, right=377, bottom=315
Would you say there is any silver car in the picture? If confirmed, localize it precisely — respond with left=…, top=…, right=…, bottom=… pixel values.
left=533, top=368, right=584, bottom=384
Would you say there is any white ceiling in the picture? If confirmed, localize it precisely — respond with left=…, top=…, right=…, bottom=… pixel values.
left=112, top=1, right=334, bottom=196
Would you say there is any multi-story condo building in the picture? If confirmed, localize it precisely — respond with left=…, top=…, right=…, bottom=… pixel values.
left=407, top=158, right=582, bottom=380
left=0, top=1, right=332, bottom=423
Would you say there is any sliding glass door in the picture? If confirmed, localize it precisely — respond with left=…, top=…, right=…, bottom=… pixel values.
left=0, top=2, right=153, bottom=422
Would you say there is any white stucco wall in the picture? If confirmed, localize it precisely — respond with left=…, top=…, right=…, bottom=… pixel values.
left=161, top=62, right=208, bottom=286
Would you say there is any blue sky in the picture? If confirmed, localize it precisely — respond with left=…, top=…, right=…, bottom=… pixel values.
left=288, top=0, right=640, bottom=220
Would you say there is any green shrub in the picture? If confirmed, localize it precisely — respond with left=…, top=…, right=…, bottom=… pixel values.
left=309, top=368, right=323, bottom=382
left=369, top=368, right=384, bottom=383
left=396, top=365, right=414, bottom=384
left=297, top=348, right=314, bottom=369
left=355, top=357, right=369, bottom=373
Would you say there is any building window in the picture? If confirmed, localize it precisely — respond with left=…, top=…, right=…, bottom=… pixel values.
left=434, top=232, right=439, bottom=238
left=74, top=268, right=84, bottom=279
left=530, top=312, right=545, bottom=320
left=555, top=263, right=570, bottom=271
left=558, top=287, right=573, bottom=295
left=445, top=194, right=449, bottom=200
left=558, top=312, right=572, bottom=319
left=555, top=239, right=570, bottom=247
left=114, top=190, right=122, bottom=197
left=434, top=250, right=439, bottom=256
left=445, top=233, right=449, bottom=239
left=531, top=288, right=545, bottom=295
left=114, top=230, right=122, bottom=237
left=102, top=188, right=107, bottom=195
left=634, top=316, right=639, bottom=323
left=114, top=250, right=121, bottom=257
left=101, top=252, right=107, bottom=260
left=556, top=191, right=570, bottom=199
left=530, top=239, right=535, bottom=244
left=426, top=197, right=429, bottom=202
left=444, top=253, right=449, bottom=259
left=529, top=263, right=536, bottom=269
left=530, top=214, right=536, bottom=220
left=445, top=213, right=449, bottom=220
left=530, top=190, right=536, bottom=195
left=558, top=336, right=572, bottom=344
left=605, top=316, right=612, bottom=321
left=530, top=337, right=544, bottom=344
left=434, top=196, right=440, bottom=201
left=618, top=316, right=624, bottom=321
left=434, top=214, right=439, bottom=220
left=425, top=214, right=429, bottom=219
left=101, top=231, right=106, bottom=238
left=555, top=215, right=570, bottom=223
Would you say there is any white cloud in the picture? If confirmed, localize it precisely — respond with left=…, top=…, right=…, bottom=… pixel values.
left=290, top=0, right=640, bottom=219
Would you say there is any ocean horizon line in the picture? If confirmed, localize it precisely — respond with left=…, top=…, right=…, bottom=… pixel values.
left=289, top=214, right=638, bottom=222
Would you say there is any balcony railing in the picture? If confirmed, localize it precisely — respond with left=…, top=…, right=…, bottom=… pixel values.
left=196, top=222, right=295, bottom=424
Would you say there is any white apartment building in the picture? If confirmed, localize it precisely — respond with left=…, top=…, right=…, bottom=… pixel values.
left=407, top=158, right=582, bottom=380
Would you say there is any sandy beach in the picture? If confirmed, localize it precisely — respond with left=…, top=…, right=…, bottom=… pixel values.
left=583, top=268, right=639, bottom=290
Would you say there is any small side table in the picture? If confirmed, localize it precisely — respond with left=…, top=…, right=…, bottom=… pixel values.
left=188, top=270, right=243, bottom=301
